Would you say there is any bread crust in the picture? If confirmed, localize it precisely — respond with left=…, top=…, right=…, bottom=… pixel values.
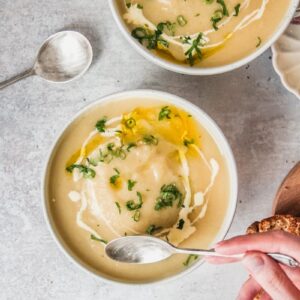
left=246, top=215, right=300, bottom=300
left=247, top=215, right=300, bottom=236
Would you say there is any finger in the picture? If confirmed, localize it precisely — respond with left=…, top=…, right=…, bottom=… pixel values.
left=215, top=231, right=300, bottom=261
left=242, top=252, right=300, bottom=300
left=205, top=256, right=240, bottom=264
left=259, top=291, right=272, bottom=300
left=237, top=277, right=261, bottom=300
left=280, top=265, right=300, bottom=289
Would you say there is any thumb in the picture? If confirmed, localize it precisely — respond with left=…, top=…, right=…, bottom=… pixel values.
left=242, top=252, right=300, bottom=300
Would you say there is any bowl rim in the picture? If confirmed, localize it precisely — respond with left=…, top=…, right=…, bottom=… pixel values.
left=41, top=89, right=238, bottom=285
left=108, top=0, right=300, bottom=76
left=272, top=25, right=300, bottom=100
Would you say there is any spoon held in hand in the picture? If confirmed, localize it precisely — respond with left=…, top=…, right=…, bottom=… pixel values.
left=105, top=235, right=299, bottom=267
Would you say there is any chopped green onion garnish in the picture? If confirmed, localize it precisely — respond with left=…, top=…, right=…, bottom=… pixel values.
left=177, top=219, right=185, bottom=230
left=177, top=15, right=187, bottom=27
left=90, top=234, right=108, bottom=244
left=183, top=138, right=195, bottom=147
left=216, top=0, right=229, bottom=16
left=115, top=202, right=121, bottom=214
left=66, top=164, right=96, bottom=179
left=127, top=142, right=137, bottom=152
left=132, top=210, right=140, bottom=222
left=143, top=135, right=158, bottom=145
left=126, top=192, right=143, bottom=210
left=95, top=117, right=107, bottom=133
left=159, top=106, right=172, bottom=120
left=183, top=254, right=199, bottom=266
left=234, top=3, right=241, bottom=16
left=146, top=224, right=162, bottom=235
left=125, top=117, right=136, bottom=129
left=127, top=179, right=137, bottom=191
left=155, top=183, right=183, bottom=210
left=110, top=168, right=120, bottom=185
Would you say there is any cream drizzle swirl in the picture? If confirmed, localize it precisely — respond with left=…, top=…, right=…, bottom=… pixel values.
left=69, top=114, right=220, bottom=246
left=123, top=0, right=269, bottom=56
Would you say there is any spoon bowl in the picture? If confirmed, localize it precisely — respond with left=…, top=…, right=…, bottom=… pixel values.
left=34, top=31, right=93, bottom=82
left=105, top=236, right=175, bottom=264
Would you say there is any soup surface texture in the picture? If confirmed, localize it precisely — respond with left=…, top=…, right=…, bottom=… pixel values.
left=47, top=97, right=230, bottom=283
left=118, top=0, right=291, bottom=67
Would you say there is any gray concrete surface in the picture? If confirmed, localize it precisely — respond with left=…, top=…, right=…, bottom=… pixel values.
left=1, top=1, right=300, bottom=299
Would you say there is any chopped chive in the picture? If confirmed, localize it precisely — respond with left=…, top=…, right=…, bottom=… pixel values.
left=127, top=142, right=137, bottom=152
left=90, top=234, right=108, bottom=244
left=127, top=179, right=137, bottom=191
left=185, top=33, right=203, bottom=66
left=66, top=164, right=96, bottom=179
left=146, top=224, right=162, bottom=235
left=216, top=0, right=228, bottom=16
left=211, top=10, right=223, bottom=31
left=143, top=135, right=158, bottom=145
left=86, top=157, right=98, bottom=167
left=110, top=168, right=120, bottom=185
left=155, top=183, right=183, bottom=211
left=234, top=3, right=241, bottom=16
left=159, top=106, right=172, bottom=120
left=177, top=219, right=185, bottom=230
left=177, top=15, right=187, bottom=27
left=95, top=117, right=107, bottom=133
left=183, top=138, right=195, bottom=147
left=125, top=117, right=136, bottom=129
left=183, top=254, right=199, bottom=266
left=132, top=210, right=140, bottom=222
left=126, top=192, right=143, bottom=211
left=115, top=202, right=121, bottom=214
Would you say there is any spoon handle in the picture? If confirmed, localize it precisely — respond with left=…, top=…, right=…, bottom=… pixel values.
left=0, top=68, right=34, bottom=90
left=175, top=248, right=300, bottom=268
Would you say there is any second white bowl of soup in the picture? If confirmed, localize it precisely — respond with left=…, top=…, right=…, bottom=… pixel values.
left=43, top=90, right=238, bottom=284
left=109, top=0, right=299, bottom=75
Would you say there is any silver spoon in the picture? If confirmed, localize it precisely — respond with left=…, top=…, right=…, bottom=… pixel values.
left=105, top=235, right=300, bottom=267
left=0, top=31, right=93, bottom=90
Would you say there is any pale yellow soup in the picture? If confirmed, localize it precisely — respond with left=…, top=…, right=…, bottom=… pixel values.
left=118, top=0, right=291, bottom=67
left=46, top=97, right=230, bottom=283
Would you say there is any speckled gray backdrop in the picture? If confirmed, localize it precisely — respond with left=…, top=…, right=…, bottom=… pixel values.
left=1, top=1, right=300, bottom=299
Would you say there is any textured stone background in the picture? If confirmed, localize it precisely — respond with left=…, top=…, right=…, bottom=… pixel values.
left=1, top=1, right=300, bottom=299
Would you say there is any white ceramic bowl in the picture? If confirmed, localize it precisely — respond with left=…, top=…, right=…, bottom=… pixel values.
left=272, top=12, right=300, bottom=100
left=109, top=0, right=299, bottom=75
left=42, top=90, right=238, bottom=284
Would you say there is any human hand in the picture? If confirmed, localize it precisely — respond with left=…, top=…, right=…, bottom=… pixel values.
left=206, top=231, right=300, bottom=300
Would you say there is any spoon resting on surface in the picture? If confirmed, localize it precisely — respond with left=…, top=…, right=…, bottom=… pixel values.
left=105, top=235, right=299, bottom=267
left=0, top=31, right=93, bottom=90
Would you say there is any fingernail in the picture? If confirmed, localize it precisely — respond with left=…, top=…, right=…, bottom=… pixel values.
left=243, top=255, right=264, bottom=272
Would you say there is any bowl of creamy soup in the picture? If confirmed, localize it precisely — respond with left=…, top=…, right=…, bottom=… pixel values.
left=42, top=90, right=238, bottom=283
left=109, top=0, right=299, bottom=75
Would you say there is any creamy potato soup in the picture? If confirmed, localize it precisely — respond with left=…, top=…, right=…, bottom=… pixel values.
left=47, top=97, right=230, bottom=283
left=118, top=0, right=291, bottom=67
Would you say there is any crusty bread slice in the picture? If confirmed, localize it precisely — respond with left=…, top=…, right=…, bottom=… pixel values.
left=246, top=215, right=300, bottom=300
left=247, top=215, right=300, bottom=236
